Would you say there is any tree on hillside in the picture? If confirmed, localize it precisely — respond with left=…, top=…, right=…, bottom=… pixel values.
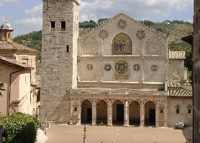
left=98, top=18, right=108, bottom=24
left=79, top=20, right=97, bottom=28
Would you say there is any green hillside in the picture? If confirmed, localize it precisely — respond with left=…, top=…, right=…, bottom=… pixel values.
left=14, top=20, right=193, bottom=70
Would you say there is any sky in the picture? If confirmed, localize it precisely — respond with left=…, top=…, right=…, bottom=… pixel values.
left=0, top=0, right=193, bottom=36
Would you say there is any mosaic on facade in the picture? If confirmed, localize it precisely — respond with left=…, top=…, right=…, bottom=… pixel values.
left=112, top=33, right=132, bottom=55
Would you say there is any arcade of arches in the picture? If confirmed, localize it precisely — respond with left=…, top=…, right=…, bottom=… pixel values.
left=71, top=98, right=167, bottom=127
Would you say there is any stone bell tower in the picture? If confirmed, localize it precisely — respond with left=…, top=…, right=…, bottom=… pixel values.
left=41, top=0, right=79, bottom=123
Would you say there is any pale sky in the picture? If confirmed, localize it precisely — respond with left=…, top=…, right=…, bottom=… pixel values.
left=0, top=0, right=193, bottom=36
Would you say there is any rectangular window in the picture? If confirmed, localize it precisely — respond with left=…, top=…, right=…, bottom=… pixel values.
left=21, top=59, right=28, bottom=65
left=66, top=45, right=69, bottom=53
left=160, top=109, right=163, bottom=114
left=176, top=108, right=180, bottom=114
left=74, top=107, right=77, bottom=112
left=61, top=21, right=66, bottom=30
left=188, top=109, right=191, bottom=114
left=51, top=21, right=55, bottom=29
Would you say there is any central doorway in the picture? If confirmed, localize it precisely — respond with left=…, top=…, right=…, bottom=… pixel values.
left=112, top=100, right=124, bottom=125
left=129, top=101, right=140, bottom=126
left=96, top=100, right=107, bottom=125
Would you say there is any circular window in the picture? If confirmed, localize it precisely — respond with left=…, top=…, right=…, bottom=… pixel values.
left=87, top=64, right=93, bottom=71
left=151, top=65, right=158, bottom=71
left=133, top=64, right=140, bottom=71
left=104, top=64, right=112, bottom=71
left=115, top=60, right=129, bottom=74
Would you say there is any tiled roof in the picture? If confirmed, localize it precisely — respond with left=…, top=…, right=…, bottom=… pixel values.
left=169, top=51, right=186, bottom=59
left=0, top=56, right=32, bottom=69
left=169, top=87, right=192, bottom=97
left=0, top=41, right=37, bottom=54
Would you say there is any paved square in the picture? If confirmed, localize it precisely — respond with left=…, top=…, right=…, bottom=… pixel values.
left=46, top=125, right=191, bottom=143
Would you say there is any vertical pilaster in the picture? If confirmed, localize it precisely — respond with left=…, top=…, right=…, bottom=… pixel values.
left=140, top=101, right=145, bottom=127
left=77, top=101, right=81, bottom=125
left=69, top=99, right=73, bottom=125
left=164, top=99, right=168, bottom=127
left=156, top=103, right=160, bottom=127
left=92, top=102, right=96, bottom=126
left=124, top=101, right=129, bottom=127
left=107, top=101, right=113, bottom=126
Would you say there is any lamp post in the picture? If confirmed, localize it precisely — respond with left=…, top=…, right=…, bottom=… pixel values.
left=83, top=124, right=86, bottom=143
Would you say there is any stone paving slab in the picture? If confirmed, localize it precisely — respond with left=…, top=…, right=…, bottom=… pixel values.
left=46, top=125, right=191, bottom=143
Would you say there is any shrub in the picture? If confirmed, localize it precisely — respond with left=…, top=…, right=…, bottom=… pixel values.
left=0, top=112, right=40, bottom=143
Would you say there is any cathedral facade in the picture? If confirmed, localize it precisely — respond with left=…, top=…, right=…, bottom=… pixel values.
left=41, top=0, right=192, bottom=127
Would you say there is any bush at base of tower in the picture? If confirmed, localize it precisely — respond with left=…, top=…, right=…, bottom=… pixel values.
left=0, top=112, right=40, bottom=143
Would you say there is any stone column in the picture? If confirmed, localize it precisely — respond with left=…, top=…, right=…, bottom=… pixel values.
left=164, top=100, right=168, bottom=127
left=92, top=102, right=97, bottom=126
left=156, top=104, right=160, bottom=127
left=140, top=101, right=145, bottom=127
left=69, top=100, right=74, bottom=125
left=124, top=101, right=129, bottom=127
left=107, top=101, right=113, bottom=126
left=77, top=101, right=82, bottom=125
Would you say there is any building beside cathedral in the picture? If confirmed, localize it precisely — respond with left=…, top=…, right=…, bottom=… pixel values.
left=41, top=0, right=192, bottom=127
left=193, top=0, right=200, bottom=142
left=0, top=20, right=38, bottom=115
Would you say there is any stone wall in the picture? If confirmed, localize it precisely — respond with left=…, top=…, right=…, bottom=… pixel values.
left=169, top=60, right=185, bottom=82
left=78, top=13, right=168, bottom=89
left=168, top=97, right=192, bottom=127
left=193, top=0, right=200, bottom=142
left=40, top=0, right=79, bottom=123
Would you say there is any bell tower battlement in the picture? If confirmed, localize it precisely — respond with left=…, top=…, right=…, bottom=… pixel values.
left=41, top=0, right=79, bottom=123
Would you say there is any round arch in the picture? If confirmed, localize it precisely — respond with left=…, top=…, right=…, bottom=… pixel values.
left=81, top=99, right=92, bottom=124
left=96, top=100, right=107, bottom=125
left=129, top=101, right=140, bottom=126
left=112, top=33, right=132, bottom=55
left=112, top=100, right=124, bottom=125
left=145, top=101, right=156, bottom=126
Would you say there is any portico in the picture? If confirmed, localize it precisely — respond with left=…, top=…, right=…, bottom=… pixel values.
left=70, top=90, right=167, bottom=127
